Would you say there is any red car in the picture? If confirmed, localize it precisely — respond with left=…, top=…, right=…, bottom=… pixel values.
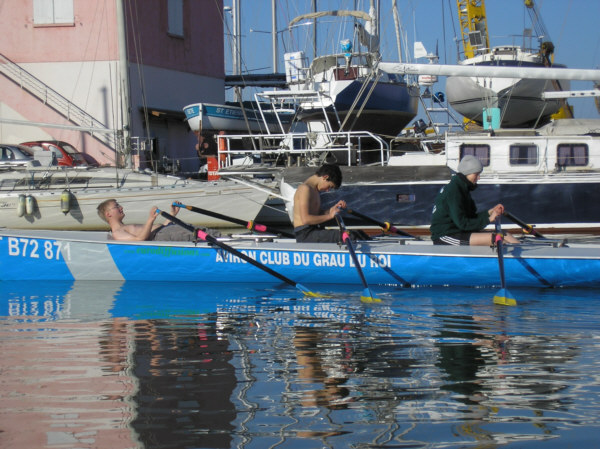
left=19, top=140, right=92, bottom=167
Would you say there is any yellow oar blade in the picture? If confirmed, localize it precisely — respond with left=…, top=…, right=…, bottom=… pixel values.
left=493, top=288, right=517, bottom=306
left=361, top=288, right=382, bottom=303
left=303, top=290, right=328, bottom=298
left=297, top=284, right=329, bottom=298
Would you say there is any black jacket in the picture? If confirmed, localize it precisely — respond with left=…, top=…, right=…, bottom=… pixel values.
left=429, top=173, right=490, bottom=240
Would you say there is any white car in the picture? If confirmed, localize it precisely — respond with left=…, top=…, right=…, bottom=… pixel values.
left=0, top=144, right=35, bottom=168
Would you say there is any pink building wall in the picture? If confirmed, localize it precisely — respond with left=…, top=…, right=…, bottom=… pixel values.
left=126, top=0, right=224, bottom=79
left=1, top=0, right=223, bottom=77
left=1, top=1, right=119, bottom=63
left=0, top=0, right=225, bottom=172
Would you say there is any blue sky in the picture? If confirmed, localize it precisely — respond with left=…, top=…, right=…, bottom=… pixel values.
left=223, top=0, right=600, bottom=120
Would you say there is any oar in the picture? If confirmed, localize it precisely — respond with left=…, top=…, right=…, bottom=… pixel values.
left=493, top=217, right=517, bottom=306
left=504, top=211, right=546, bottom=239
left=173, top=202, right=294, bottom=238
left=156, top=209, right=320, bottom=297
left=335, top=214, right=380, bottom=303
left=345, top=207, right=418, bottom=239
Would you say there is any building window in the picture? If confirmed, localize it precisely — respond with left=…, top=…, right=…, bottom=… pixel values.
left=509, top=144, right=538, bottom=165
left=557, top=143, right=588, bottom=167
left=33, top=0, right=74, bottom=25
left=168, top=0, right=184, bottom=37
left=460, top=144, right=490, bottom=166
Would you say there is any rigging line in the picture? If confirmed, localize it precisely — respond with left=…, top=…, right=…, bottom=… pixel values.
left=442, top=0, right=449, bottom=64
left=556, top=0, right=573, bottom=53
left=69, top=0, right=104, bottom=124
left=105, top=7, right=118, bottom=162
left=103, top=0, right=120, bottom=162
left=339, top=61, right=381, bottom=133
left=221, top=0, right=234, bottom=73
left=129, top=0, right=151, bottom=144
left=279, top=0, right=299, bottom=54
left=348, top=69, right=382, bottom=132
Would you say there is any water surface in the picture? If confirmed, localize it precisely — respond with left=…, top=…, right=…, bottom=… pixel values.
left=1, top=281, right=598, bottom=448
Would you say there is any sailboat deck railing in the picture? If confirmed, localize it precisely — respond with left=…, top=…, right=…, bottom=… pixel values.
left=217, top=130, right=389, bottom=169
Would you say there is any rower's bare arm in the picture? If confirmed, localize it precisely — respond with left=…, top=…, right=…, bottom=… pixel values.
left=295, top=185, right=343, bottom=226
left=113, top=208, right=158, bottom=241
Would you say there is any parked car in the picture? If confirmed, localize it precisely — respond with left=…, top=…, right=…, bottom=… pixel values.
left=19, top=140, right=91, bottom=167
left=0, top=143, right=35, bottom=168
left=81, top=152, right=100, bottom=167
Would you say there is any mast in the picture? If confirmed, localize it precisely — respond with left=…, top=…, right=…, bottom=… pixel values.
left=392, top=0, right=402, bottom=62
left=232, top=0, right=242, bottom=102
left=116, top=0, right=131, bottom=168
left=312, top=0, right=317, bottom=58
left=271, top=0, right=278, bottom=72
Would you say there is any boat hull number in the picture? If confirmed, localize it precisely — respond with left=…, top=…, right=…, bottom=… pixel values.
left=5, top=237, right=69, bottom=261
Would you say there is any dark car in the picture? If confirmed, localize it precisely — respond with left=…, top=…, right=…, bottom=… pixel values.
left=0, top=143, right=35, bottom=168
left=19, top=140, right=90, bottom=167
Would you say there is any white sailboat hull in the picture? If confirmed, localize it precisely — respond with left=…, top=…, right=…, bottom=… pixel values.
left=0, top=167, right=273, bottom=230
left=446, top=75, right=567, bottom=127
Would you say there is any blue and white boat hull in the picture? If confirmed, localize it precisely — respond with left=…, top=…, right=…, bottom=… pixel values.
left=183, top=103, right=287, bottom=134
left=1, top=229, right=598, bottom=288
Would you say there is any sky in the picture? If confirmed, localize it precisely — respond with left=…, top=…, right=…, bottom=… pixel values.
left=222, top=0, right=600, bottom=120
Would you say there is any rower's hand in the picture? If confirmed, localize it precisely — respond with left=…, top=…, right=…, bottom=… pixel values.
left=329, top=200, right=346, bottom=218
left=488, top=204, right=505, bottom=222
left=171, top=201, right=182, bottom=217
left=149, top=206, right=159, bottom=221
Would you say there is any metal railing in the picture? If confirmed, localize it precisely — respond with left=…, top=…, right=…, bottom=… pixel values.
left=0, top=53, right=117, bottom=149
left=217, top=130, right=390, bottom=169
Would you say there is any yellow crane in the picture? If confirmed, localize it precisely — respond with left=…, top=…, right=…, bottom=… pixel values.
left=456, top=0, right=489, bottom=59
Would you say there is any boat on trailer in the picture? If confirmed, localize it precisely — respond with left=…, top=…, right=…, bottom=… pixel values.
left=183, top=102, right=291, bottom=134
left=1, top=228, right=598, bottom=288
left=445, top=45, right=568, bottom=128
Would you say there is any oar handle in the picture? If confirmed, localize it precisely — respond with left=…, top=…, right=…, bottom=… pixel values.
left=157, top=209, right=195, bottom=233
left=175, top=202, right=294, bottom=238
left=346, top=208, right=417, bottom=239
left=503, top=211, right=546, bottom=239
left=176, top=202, right=247, bottom=227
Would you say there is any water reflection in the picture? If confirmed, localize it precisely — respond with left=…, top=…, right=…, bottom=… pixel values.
left=1, top=282, right=599, bottom=448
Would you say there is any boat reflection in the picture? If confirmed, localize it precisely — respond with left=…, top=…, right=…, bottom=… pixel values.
left=0, top=282, right=597, bottom=448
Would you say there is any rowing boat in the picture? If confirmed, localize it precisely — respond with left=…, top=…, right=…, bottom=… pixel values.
left=1, top=228, right=598, bottom=288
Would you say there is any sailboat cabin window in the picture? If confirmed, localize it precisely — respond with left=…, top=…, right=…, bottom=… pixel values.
left=33, top=0, right=74, bottom=25
left=460, top=145, right=490, bottom=166
left=557, top=144, right=588, bottom=167
left=509, top=144, right=538, bottom=165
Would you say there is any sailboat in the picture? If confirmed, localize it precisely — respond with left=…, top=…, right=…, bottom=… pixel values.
left=445, top=46, right=569, bottom=128
left=0, top=162, right=274, bottom=230
left=277, top=5, right=419, bottom=138
left=206, top=1, right=419, bottom=141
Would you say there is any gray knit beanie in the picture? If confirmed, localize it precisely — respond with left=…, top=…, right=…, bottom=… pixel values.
left=458, top=155, right=483, bottom=175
